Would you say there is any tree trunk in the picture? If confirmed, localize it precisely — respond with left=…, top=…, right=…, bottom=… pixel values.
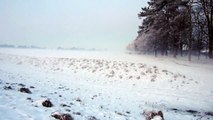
left=154, top=42, right=157, bottom=57
left=180, top=40, right=183, bottom=57
left=187, top=1, right=192, bottom=61
left=198, top=49, right=200, bottom=60
left=209, top=36, right=213, bottom=58
left=208, top=7, right=213, bottom=58
left=165, top=38, right=168, bottom=56
left=201, top=0, right=213, bottom=58
left=188, top=38, right=192, bottom=61
left=173, top=36, right=178, bottom=58
left=209, top=0, right=213, bottom=58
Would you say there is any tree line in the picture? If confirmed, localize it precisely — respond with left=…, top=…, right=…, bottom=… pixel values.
left=127, top=0, right=213, bottom=60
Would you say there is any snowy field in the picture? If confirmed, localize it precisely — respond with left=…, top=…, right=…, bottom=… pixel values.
left=0, top=48, right=213, bottom=120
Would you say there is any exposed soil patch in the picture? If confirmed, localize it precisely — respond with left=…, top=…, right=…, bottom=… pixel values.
left=143, top=110, right=164, bottom=120
left=42, top=99, right=53, bottom=107
left=3, top=86, right=13, bottom=90
left=19, top=87, right=32, bottom=94
left=51, top=112, right=74, bottom=120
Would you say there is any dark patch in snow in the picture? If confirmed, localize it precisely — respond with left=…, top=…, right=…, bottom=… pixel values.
left=115, top=111, right=127, bottom=117
left=75, top=97, right=82, bottom=102
left=205, top=111, right=213, bottom=116
left=73, top=112, right=81, bottom=116
left=170, top=108, right=178, bottom=111
left=19, top=87, right=32, bottom=94
left=126, top=111, right=131, bottom=114
left=169, top=108, right=213, bottom=117
left=3, top=86, right=13, bottom=90
left=41, top=95, right=47, bottom=98
left=51, top=112, right=74, bottom=120
left=186, top=110, right=198, bottom=114
left=65, top=109, right=71, bottom=112
left=26, top=97, right=33, bottom=102
left=60, top=103, right=71, bottom=108
left=143, top=110, right=164, bottom=120
left=87, top=116, right=98, bottom=120
left=91, top=95, right=98, bottom=100
left=59, top=114, right=74, bottom=120
left=42, top=99, right=53, bottom=107
left=18, top=83, right=25, bottom=87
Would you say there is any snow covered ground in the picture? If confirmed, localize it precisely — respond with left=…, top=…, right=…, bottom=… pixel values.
left=0, top=48, right=212, bottom=120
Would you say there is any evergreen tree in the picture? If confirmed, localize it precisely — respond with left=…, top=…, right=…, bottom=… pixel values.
left=128, top=0, right=213, bottom=60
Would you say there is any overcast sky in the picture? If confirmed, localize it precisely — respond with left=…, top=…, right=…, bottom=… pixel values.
left=0, top=0, right=148, bottom=50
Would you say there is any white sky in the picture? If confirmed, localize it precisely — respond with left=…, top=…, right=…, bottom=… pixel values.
left=0, top=0, right=148, bottom=50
